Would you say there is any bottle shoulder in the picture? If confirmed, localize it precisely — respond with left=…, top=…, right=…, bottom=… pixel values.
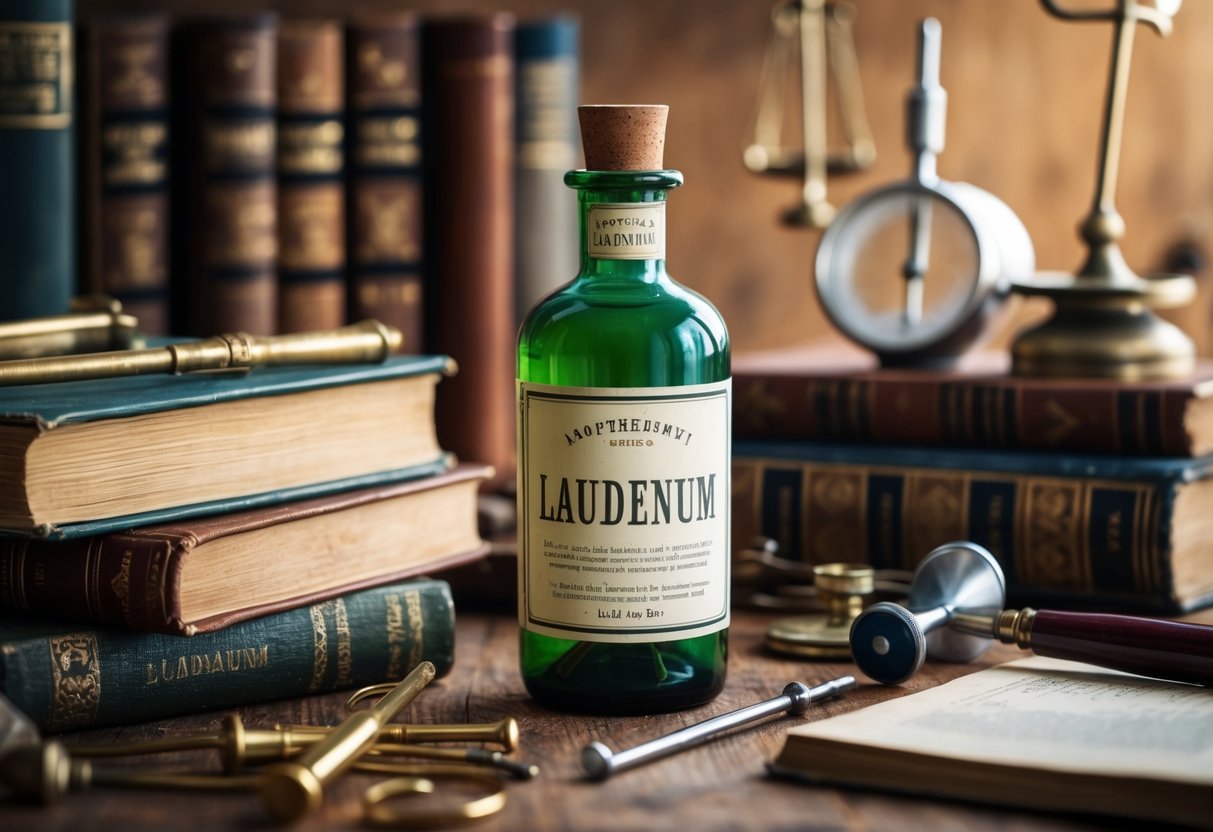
left=518, top=275, right=730, bottom=345
left=517, top=275, right=729, bottom=386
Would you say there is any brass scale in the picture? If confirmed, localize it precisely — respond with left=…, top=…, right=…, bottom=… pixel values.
left=741, top=0, right=1196, bottom=655
left=0, top=0, right=1198, bottom=820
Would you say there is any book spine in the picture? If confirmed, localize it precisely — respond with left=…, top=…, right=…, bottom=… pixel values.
left=79, top=15, right=172, bottom=335
left=277, top=19, right=346, bottom=334
left=0, top=0, right=74, bottom=322
left=422, top=15, right=516, bottom=489
left=172, top=15, right=278, bottom=336
left=0, top=533, right=188, bottom=633
left=345, top=15, right=424, bottom=353
left=0, top=579, right=455, bottom=732
left=733, top=372, right=1198, bottom=457
left=513, top=16, right=580, bottom=325
left=732, top=449, right=1184, bottom=612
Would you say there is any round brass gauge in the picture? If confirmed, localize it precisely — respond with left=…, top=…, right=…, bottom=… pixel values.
left=814, top=18, right=1034, bottom=368
left=816, top=181, right=1032, bottom=366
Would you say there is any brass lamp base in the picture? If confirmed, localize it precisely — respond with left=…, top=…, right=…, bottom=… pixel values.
left=1010, top=272, right=1195, bottom=381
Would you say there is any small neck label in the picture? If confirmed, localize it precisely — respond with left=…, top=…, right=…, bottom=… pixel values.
left=587, top=202, right=664, bottom=260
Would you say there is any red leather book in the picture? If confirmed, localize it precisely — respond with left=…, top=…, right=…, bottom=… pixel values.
left=422, top=14, right=517, bottom=490
left=0, top=464, right=490, bottom=635
left=734, top=341, right=1213, bottom=457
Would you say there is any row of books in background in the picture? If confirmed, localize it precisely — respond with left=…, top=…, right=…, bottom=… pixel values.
left=731, top=342, right=1213, bottom=615
left=0, top=354, right=490, bottom=731
left=3, top=0, right=577, bottom=490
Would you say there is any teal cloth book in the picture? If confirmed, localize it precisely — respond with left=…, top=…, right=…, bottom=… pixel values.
left=733, top=440, right=1213, bottom=613
left=0, top=354, right=454, bottom=538
left=0, top=0, right=74, bottom=322
left=0, top=578, right=455, bottom=732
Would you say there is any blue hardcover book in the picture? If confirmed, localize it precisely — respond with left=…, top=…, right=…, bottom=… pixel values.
left=733, top=440, right=1213, bottom=613
left=0, top=354, right=454, bottom=538
left=514, top=15, right=580, bottom=323
left=0, top=0, right=74, bottom=321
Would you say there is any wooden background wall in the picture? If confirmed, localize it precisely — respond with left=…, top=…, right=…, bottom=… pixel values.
left=80, top=0, right=1213, bottom=355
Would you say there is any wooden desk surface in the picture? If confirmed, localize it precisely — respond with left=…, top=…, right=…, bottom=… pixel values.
left=0, top=607, right=1182, bottom=831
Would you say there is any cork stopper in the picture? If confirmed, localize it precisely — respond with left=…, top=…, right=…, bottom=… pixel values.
left=578, top=104, right=668, bottom=171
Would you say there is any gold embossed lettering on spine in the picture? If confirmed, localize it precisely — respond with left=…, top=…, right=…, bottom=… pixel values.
left=276, top=20, right=346, bottom=333
left=80, top=15, right=171, bottom=334
left=0, top=1, right=74, bottom=322
left=517, top=105, right=732, bottom=714
left=347, top=14, right=425, bottom=354
left=172, top=14, right=278, bottom=336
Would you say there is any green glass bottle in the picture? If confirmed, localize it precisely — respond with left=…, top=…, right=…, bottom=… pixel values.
left=516, top=105, right=731, bottom=714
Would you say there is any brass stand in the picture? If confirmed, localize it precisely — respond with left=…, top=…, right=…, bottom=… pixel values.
left=743, top=0, right=875, bottom=228
left=1011, top=0, right=1194, bottom=380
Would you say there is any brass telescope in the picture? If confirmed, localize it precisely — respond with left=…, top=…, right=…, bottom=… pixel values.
left=0, top=296, right=141, bottom=361
left=64, top=714, right=530, bottom=778
left=0, top=319, right=403, bottom=387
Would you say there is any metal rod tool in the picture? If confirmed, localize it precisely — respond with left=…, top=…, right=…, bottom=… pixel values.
left=580, top=676, right=856, bottom=780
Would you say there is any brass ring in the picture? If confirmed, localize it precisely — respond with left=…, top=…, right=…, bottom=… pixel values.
left=362, top=764, right=506, bottom=829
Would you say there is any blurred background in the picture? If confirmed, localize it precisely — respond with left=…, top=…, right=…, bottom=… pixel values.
left=80, top=0, right=1213, bottom=356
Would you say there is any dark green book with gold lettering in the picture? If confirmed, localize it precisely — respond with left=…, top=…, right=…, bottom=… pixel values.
left=0, top=0, right=74, bottom=322
left=734, top=440, right=1213, bottom=614
left=0, top=578, right=455, bottom=732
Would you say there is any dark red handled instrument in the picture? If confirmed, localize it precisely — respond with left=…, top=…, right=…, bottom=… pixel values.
left=989, top=608, right=1213, bottom=686
left=850, top=541, right=1213, bottom=686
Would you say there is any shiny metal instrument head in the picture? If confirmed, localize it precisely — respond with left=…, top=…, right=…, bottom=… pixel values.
left=850, top=541, right=1005, bottom=684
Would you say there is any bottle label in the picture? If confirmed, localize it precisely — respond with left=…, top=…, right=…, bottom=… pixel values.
left=587, top=202, right=665, bottom=260
left=517, top=379, right=731, bottom=643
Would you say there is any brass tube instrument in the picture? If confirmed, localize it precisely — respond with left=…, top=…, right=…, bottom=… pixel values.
left=0, top=319, right=403, bottom=387
left=0, top=673, right=522, bottom=826
left=282, top=717, right=520, bottom=751
left=65, top=714, right=535, bottom=780
left=0, top=297, right=141, bottom=361
left=257, top=661, right=436, bottom=822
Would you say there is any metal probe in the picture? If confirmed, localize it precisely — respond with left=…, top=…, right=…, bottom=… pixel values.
left=580, top=676, right=856, bottom=780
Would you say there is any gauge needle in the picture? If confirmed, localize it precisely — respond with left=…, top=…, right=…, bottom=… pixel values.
left=902, top=194, right=932, bottom=327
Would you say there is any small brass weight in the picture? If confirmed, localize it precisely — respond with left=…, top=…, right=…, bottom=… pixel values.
left=766, top=563, right=876, bottom=659
left=1010, top=0, right=1195, bottom=380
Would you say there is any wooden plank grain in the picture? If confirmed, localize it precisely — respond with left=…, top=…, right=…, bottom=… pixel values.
left=1, top=607, right=1196, bottom=831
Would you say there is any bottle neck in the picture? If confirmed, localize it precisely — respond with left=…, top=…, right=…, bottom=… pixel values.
left=566, top=169, right=683, bottom=281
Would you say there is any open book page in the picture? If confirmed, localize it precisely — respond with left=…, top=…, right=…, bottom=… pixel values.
left=788, top=656, right=1213, bottom=785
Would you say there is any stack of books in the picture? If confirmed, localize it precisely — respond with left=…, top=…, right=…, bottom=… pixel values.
left=0, top=355, right=490, bottom=731
left=2, top=3, right=581, bottom=495
left=731, top=341, right=1213, bottom=614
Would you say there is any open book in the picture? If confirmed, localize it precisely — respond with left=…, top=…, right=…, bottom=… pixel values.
left=770, top=657, right=1213, bottom=827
